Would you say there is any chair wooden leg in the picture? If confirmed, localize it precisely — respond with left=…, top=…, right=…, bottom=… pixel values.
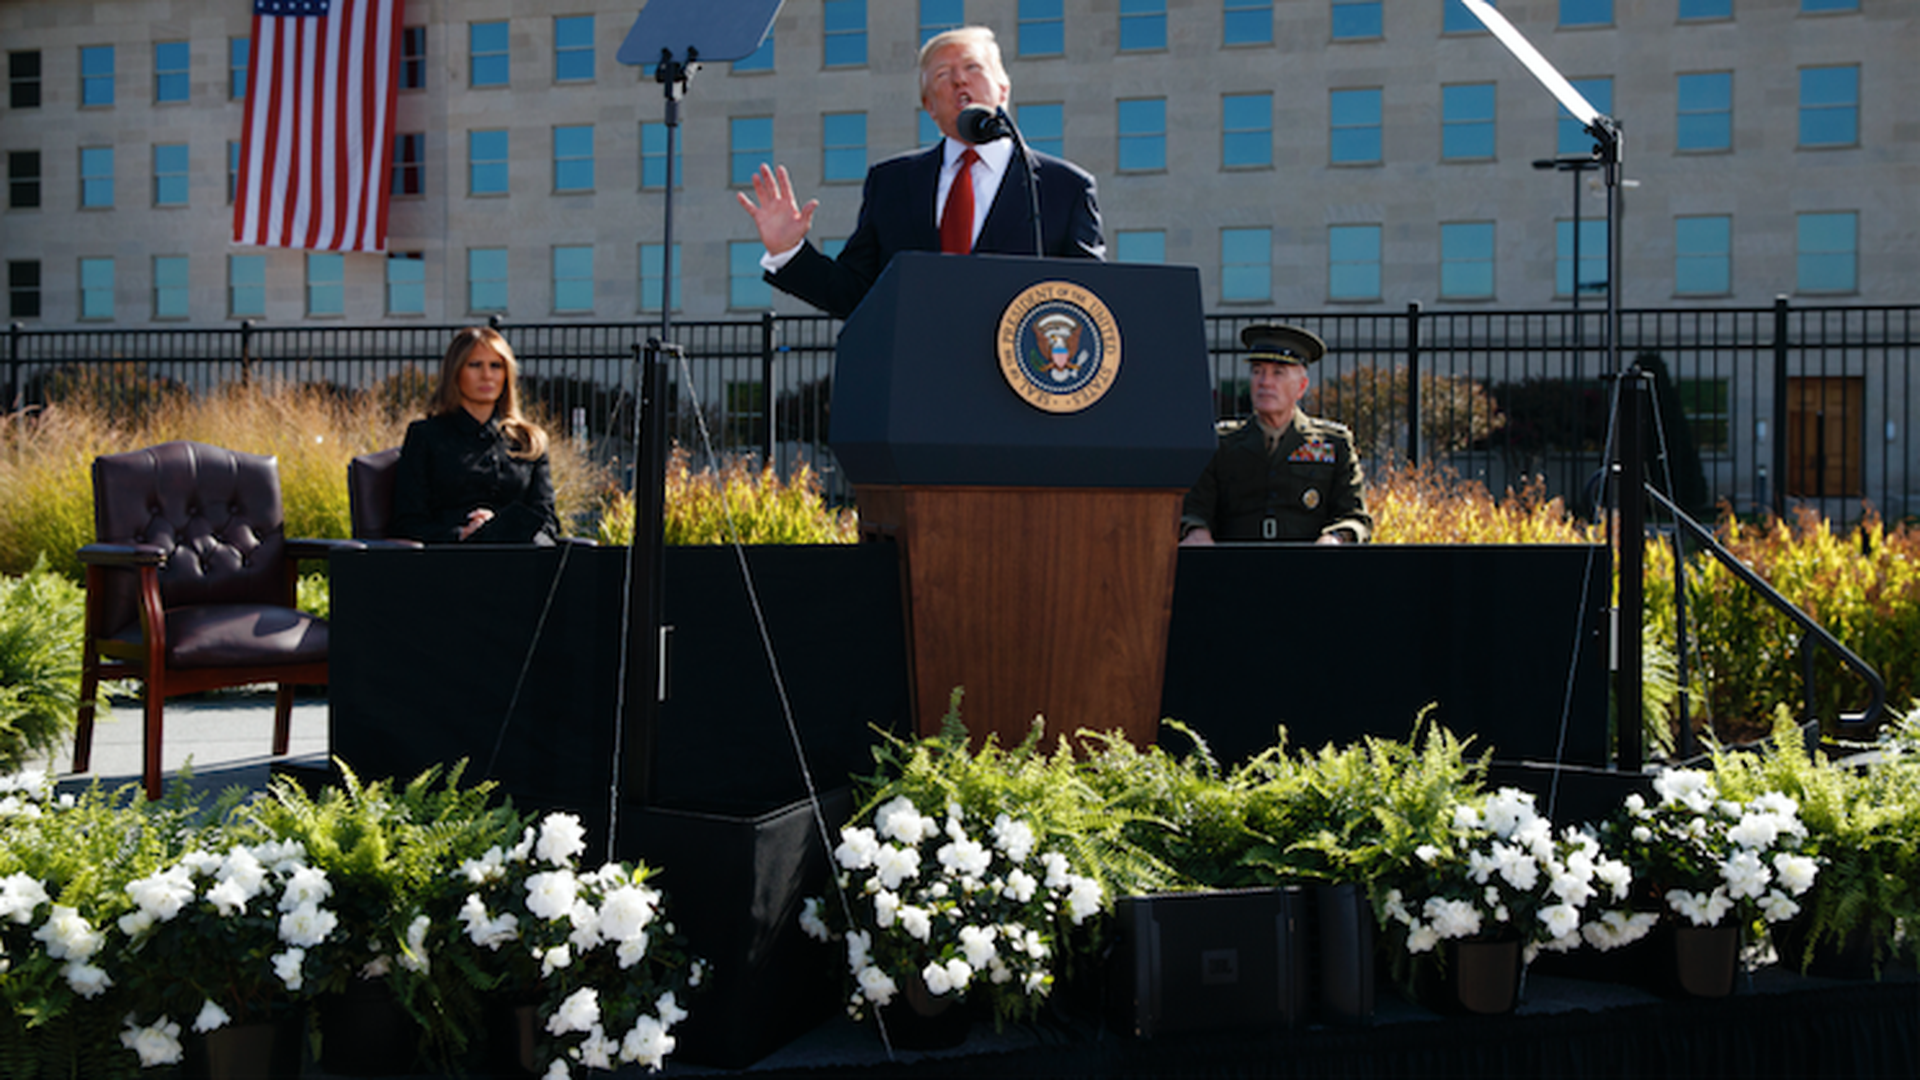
left=143, top=684, right=165, bottom=802
left=272, top=685, right=294, bottom=757
left=73, top=654, right=102, bottom=774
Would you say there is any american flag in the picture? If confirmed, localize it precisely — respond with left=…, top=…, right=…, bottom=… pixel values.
left=232, top=0, right=402, bottom=252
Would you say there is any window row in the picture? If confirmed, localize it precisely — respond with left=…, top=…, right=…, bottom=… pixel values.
left=6, top=210, right=1860, bottom=325
left=4, top=29, right=429, bottom=111
left=1194, top=211, right=1860, bottom=306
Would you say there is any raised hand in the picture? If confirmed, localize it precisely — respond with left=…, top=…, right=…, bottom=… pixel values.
left=734, top=163, right=818, bottom=256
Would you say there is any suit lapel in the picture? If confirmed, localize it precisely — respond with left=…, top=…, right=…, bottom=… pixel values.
left=901, top=145, right=945, bottom=251
left=979, top=148, right=1036, bottom=255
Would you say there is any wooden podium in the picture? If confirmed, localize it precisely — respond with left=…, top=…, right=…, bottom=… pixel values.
left=831, top=253, right=1217, bottom=748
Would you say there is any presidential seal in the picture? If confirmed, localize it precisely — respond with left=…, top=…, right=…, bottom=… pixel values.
left=996, top=282, right=1121, bottom=414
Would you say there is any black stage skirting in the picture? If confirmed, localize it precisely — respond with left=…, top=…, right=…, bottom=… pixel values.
left=701, top=971, right=1917, bottom=1080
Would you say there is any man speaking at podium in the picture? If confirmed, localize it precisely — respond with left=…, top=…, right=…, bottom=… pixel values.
left=736, top=26, right=1105, bottom=320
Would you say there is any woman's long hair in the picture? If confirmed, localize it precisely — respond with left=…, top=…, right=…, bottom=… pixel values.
left=430, top=326, right=549, bottom=460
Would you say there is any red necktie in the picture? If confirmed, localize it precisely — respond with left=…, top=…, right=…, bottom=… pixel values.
left=940, top=148, right=979, bottom=254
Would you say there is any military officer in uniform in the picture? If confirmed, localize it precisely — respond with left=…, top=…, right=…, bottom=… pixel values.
left=1179, top=323, right=1373, bottom=545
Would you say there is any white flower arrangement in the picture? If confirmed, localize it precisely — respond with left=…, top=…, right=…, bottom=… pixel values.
left=802, top=795, right=1105, bottom=1026
left=111, top=838, right=340, bottom=1059
left=1376, top=787, right=1655, bottom=963
left=1602, top=769, right=1821, bottom=931
left=449, top=812, right=699, bottom=1076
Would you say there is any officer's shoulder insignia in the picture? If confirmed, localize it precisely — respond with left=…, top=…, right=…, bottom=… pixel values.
left=1216, top=417, right=1251, bottom=437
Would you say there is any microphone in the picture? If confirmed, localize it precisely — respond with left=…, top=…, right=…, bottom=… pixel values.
left=957, top=104, right=1014, bottom=145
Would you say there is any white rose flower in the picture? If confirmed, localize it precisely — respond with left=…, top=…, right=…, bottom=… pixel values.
left=835, top=826, right=880, bottom=870
left=598, top=885, right=658, bottom=943
left=944, top=957, right=972, bottom=992
left=126, top=867, right=196, bottom=922
left=872, top=844, right=921, bottom=891
left=543, top=1057, right=571, bottom=1080
left=524, top=870, right=579, bottom=921
left=845, top=929, right=873, bottom=971
left=1422, top=897, right=1483, bottom=940
left=1721, top=849, right=1771, bottom=900
left=936, top=838, right=992, bottom=879
left=399, top=914, right=432, bottom=974
left=1773, top=853, right=1818, bottom=896
left=1040, top=851, right=1071, bottom=890
left=278, top=902, right=338, bottom=947
left=279, top=865, right=332, bottom=911
left=897, top=904, right=933, bottom=943
left=120, top=1016, right=184, bottom=1066
left=958, top=924, right=998, bottom=968
left=874, top=796, right=932, bottom=846
left=205, top=878, right=252, bottom=918
left=1003, top=868, right=1038, bottom=903
left=798, top=897, right=831, bottom=942
left=1757, top=889, right=1802, bottom=923
left=1406, top=922, right=1441, bottom=954
left=921, top=960, right=954, bottom=996
left=873, top=889, right=900, bottom=929
left=272, top=948, right=306, bottom=991
left=547, top=987, right=601, bottom=1035
left=990, top=815, right=1036, bottom=862
left=1536, top=902, right=1581, bottom=941
left=63, top=961, right=112, bottom=999
left=656, top=990, right=688, bottom=1028
left=536, top=813, right=588, bottom=866
left=459, top=846, right=507, bottom=884
left=540, top=943, right=573, bottom=977
left=856, top=964, right=898, bottom=1005
left=193, top=1000, right=231, bottom=1033
left=1414, top=844, right=1441, bottom=864
left=1726, top=813, right=1781, bottom=851
left=32, top=905, right=103, bottom=962
left=620, top=1014, right=674, bottom=1070
left=1066, top=875, right=1104, bottom=925
left=616, top=934, right=651, bottom=969
left=0, top=873, right=50, bottom=924
left=117, top=909, right=156, bottom=937
left=1581, top=909, right=1658, bottom=950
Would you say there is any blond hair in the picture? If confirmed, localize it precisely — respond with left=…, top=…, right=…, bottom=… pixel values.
left=431, top=326, right=549, bottom=460
left=917, top=26, right=1010, bottom=100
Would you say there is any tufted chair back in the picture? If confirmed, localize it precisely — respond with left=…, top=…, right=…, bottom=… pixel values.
left=91, top=441, right=291, bottom=638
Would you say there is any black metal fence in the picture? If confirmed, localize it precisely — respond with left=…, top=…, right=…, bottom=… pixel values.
left=9, top=299, right=1916, bottom=522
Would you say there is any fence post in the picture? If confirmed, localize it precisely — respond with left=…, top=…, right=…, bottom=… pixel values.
left=1771, top=295, right=1789, bottom=519
left=1404, top=301, right=1422, bottom=467
left=761, top=310, right=776, bottom=471
left=6, top=321, right=20, bottom=412
left=239, top=319, right=255, bottom=387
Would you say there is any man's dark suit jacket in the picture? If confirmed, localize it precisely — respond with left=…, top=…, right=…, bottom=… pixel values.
left=766, top=141, right=1105, bottom=320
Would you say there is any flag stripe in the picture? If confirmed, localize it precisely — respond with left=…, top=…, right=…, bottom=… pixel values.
left=233, top=0, right=400, bottom=253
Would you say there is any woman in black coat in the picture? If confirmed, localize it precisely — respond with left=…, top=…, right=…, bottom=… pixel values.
left=392, top=326, right=560, bottom=545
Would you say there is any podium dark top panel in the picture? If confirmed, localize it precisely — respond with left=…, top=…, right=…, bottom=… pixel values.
left=830, top=253, right=1217, bottom=489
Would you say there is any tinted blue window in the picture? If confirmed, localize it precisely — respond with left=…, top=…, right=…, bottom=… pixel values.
left=1799, top=66, right=1858, bottom=147
left=154, top=42, right=190, bottom=103
left=640, top=123, right=681, bottom=188
left=80, top=146, right=113, bottom=208
left=470, top=130, right=509, bottom=194
left=469, top=248, right=508, bottom=312
left=1115, top=230, right=1166, bottom=265
left=1328, top=224, right=1380, bottom=300
left=1018, top=103, right=1063, bottom=158
left=229, top=255, right=265, bottom=317
left=1440, top=222, right=1495, bottom=299
left=554, top=16, right=593, bottom=82
left=1676, top=73, right=1732, bottom=152
left=1331, top=2, right=1382, bottom=40
left=553, top=246, right=593, bottom=312
left=1674, top=216, right=1730, bottom=295
left=824, top=1, right=867, bottom=68
left=229, top=37, right=249, bottom=99
left=639, top=243, right=681, bottom=312
left=730, top=117, right=773, bottom=186
left=919, top=0, right=965, bottom=44
left=1223, top=0, right=1272, bottom=45
left=1796, top=212, right=1855, bottom=293
left=553, top=125, right=594, bottom=192
left=1556, top=219, right=1609, bottom=296
left=1560, top=0, right=1612, bottom=26
left=153, top=256, right=190, bottom=318
left=1442, top=84, right=1495, bottom=159
left=1221, top=227, right=1270, bottom=302
left=81, top=45, right=114, bottom=106
left=80, top=258, right=114, bottom=319
left=1444, top=0, right=1492, bottom=33
left=1678, top=0, right=1731, bottom=18
left=1330, top=89, right=1382, bottom=164
left=471, top=22, right=509, bottom=87
left=386, top=253, right=425, bottom=315
left=307, top=253, right=344, bottom=317
left=153, top=144, right=189, bottom=206
left=1117, top=99, right=1166, bottom=171
left=1019, top=0, right=1064, bottom=56
left=1120, top=0, right=1167, bottom=51
left=729, top=241, right=773, bottom=309
left=823, top=112, right=867, bottom=182
left=1801, top=0, right=1859, bottom=11
left=1222, top=93, right=1272, bottom=168
left=733, top=33, right=774, bottom=72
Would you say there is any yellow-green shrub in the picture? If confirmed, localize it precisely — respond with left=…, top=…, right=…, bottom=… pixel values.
left=1370, top=463, right=1601, bottom=545
left=598, top=447, right=857, bottom=546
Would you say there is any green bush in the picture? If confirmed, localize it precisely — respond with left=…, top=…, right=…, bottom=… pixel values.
left=597, top=446, right=856, bottom=546
left=0, top=559, right=86, bottom=772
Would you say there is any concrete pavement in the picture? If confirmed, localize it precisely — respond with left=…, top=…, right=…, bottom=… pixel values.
left=38, top=691, right=331, bottom=796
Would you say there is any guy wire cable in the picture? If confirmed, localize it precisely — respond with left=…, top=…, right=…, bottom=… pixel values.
left=602, top=341, right=647, bottom=862
left=1544, top=355, right=1627, bottom=822
left=483, top=536, right=577, bottom=780
left=669, top=348, right=897, bottom=1058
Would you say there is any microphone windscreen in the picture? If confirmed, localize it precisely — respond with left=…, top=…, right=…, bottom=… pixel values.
left=957, top=104, right=1005, bottom=144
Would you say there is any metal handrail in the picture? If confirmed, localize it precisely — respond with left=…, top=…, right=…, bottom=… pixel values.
left=1646, top=484, right=1886, bottom=738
